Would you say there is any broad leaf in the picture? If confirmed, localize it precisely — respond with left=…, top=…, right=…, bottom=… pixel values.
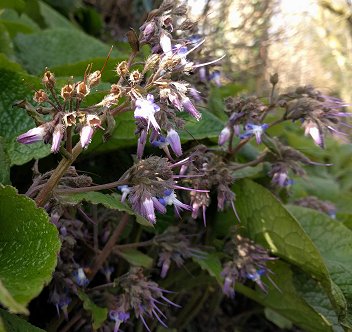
left=192, top=253, right=223, bottom=284
left=288, top=205, right=352, bottom=327
left=0, top=67, right=51, bottom=165
left=78, top=290, right=108, bottom=330
left=0, top=137, right=11, bottom=184
left=59, top=191, right=152, bottom=227
left=13, top=28, right=122, bottom=75
left=234, top=179, right=347, bottom=324
left=236, top=261, right=334, bottom=332
left=0, top=185, right=60, bottom=309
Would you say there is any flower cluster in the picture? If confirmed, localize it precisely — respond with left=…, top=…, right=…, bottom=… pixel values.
left=109, top=267, right=180, bottom=331
left=265, top=137, right=329, bottom=187
left=178, top=145, right=238, bottom=225
left=221, top=234, right=277, bottom=298
left=17, top=67, right=105, bottom=152
left=279, top=85, right=351, bottom=148
left=219, top=96, right=269, bottom=146
left=154, top=226, right=205, bottom=278
left=117, top=156, right=196, bottom=224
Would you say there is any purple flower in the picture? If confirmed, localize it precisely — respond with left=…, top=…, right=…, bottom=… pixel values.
left=134, top=94, right=160, bottom=131
left=72, top=268, right=89, bottom=287
left=80, top=125, right=93, bottom=149
left=142, top=197, right=156, bottom=224
left=303, top=120, right=323, bottom=147
left=246, top=268, right=267, bottom=292
left=218, top=126, right=231, bottom=146
left=17, top=125, right=46, bottom=144
left=160, top=31, right=172, bottom=55
left=166, top=129, right=182, bottom=156
left=159, top=189, right=192, bottom=216
left=240, top=123, right=268, bottom=144
left=210, top=70, right=221, bottom=86
left=118, top=185, right=131, bottom=203
left=51, top=124, right=63, bottom=153
left=272, top=171, right=293, bottom=187
left=182, top=97, right=201, bottom=121
left=109, top=310, right=130, bottom=332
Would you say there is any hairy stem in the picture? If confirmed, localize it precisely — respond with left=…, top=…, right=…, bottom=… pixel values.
left=88, top=213, right=130, bottom=279
left=35, top=143, right=82, bottom=207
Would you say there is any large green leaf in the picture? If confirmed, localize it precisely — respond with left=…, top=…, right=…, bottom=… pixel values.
left=288, top=205, right=352, bottom=327
left=0, top=308, right=44, bottom=332
left=236, top=261, right=335, bottom=332
left=13, top=28, right=122, bottom=75
left=0, top=67, right=51, bottom=165
left=0, top=185, right=60, bottom=309
left=234, top=179, right=347, bottom=324
left=0, top=137, right=11, bottom=184
left=59, top=191, right=152, bottom=227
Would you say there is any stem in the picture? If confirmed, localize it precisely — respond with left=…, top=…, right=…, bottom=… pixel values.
left=55, top=179, right=129, bottom=195
left=66, top=126, right=72, bottom=153
left=113, top=240, right=153, bottom=251
left=231, top=152, right=267, bottom=171
left=88, top=213, right=130, bottom=279
left=59, top=309, right=82, bottom=332
left=35, top=143, right=83, bottom=207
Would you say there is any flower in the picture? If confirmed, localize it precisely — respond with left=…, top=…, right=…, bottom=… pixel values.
left=72, top=267, right=89, bottom=287
left=218, top=126, right=231, bottom=146
left=116, top=157, right=198, bottom=224
left=17, top=125, right=46, bottom=144
left=240, top=123, right=269, bottom=144
left=159, top=189, right=192, bottom=216
left=51, top=124, right=64, bottom=153
left=181, top=96, right=201, bottom=120
left=112, top=267, right=180, bottom=331
left=80, top=114, right=103, bottom=149
left=109, top=310, right=130, bottom=332
left=134, top=94, right=161, bottom=131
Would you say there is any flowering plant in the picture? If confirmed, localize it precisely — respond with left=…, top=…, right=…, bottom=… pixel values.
left=1, top=1, right=352, bottom=332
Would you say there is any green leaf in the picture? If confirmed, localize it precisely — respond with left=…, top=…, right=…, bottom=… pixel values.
left=234, top=179, right=329, bottom=280
left=264, top=308, right=293, bottom=329
left=77, top=290, right=108, bottom=330
left=179, top=109, right=224, bottom=141
left=0, top=185, right=60, bottom=309
left=234, top=179, right=347, bottom=324
left=0, top=68, right=51, bottom=165
left=236, top=261, right=334, bottom=332
left=0, top=308, right=44, bottom=331
left=13, top=28, right=122, bottom=75
left=117, top=248, right=153, bottom=268
left=59, top=191, right=152, bottom=227
left=88, top=108, right=225, bottom=154
left=0, top=280, right=27, bottom=315
left=0, top=137, right=11, bottom=184
left=0, top=0, right=25, bottom=13
left=287, top=205, right=352, bottom=327
left=192, top=253, right=223, bottom=284
left=37, top=1, right=75, bottom=30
